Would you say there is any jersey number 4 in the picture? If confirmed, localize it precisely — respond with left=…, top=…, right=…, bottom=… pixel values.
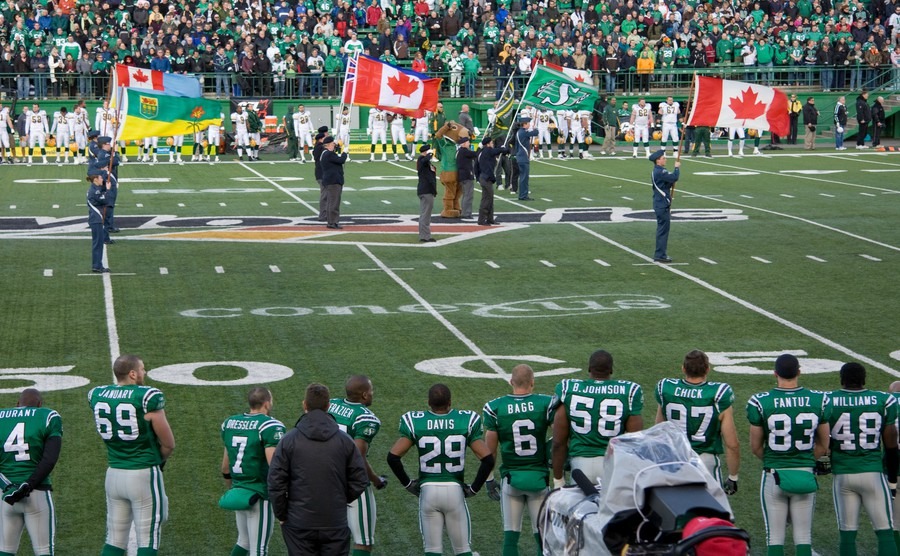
left=3, top=423, right=30, bottom=462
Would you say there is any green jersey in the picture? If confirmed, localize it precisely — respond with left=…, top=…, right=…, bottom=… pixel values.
left=553, top=378, right=643, bottom=457
left=398, top=409, right=483, bottom=485
left=826, top=389, right=897, bottom=474
left=0, top=407, right=62, bottom=487
left=328, top=398, right=381, bottom=448
left=88, top=384, right=167, bottom=470
left=747, top=387, right=828, bottom=469
left=483, top=394, right=553, bottom=476
left=221, top=413, right=285, bottom=497
left=655, top=378, right=734, bottom=455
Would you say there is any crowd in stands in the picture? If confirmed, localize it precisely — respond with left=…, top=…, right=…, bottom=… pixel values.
left=0, top=0, right=899, bottom=101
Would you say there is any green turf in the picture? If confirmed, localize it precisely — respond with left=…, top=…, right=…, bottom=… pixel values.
left=1, top=149, right=899, bottom=555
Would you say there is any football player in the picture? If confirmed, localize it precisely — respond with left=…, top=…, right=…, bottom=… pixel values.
left=207, top=115, right=224, bottom=163
left=334, top=106, right=352, bottom=159
left=655, top=350, right=740, bottom=491
left=575, top=107, right=593, bottom=158
left=747, top=354, right=829, bottom=556
left=327, top=376, right=389, bottom=555
left=826, top=363, right=898, bottom=556
left=293, top=104, right=314, bottom=163
left=412, top=111, right=430, bottom=156
left=555, top=109, right=573, bottom=159
left=552, top=349, right=643, bottom=486
left=0, top=99, right=16, bottom=164
left=0, top=388, right=63, bottom=556
left=630, top=98, right=654, bottom=159
left=95, top=99, right=115, bottom=138
left=141, top=136, right=159, bottom=164
left=220, top=387, right=285, bottom=556
left=88, top=354, right=175, bottom=556
left=231, top=104, right=250, bottom=161
left=72, top=105, right=90, bottom=164
left=728, top=127, right=746, bottom=157
left=368, top=108, right=389, bottom=161
left=387, top=384, right=495, bottom=556
left=658, top=96, right=681, bottom=155
left=50, top=106, right=72, bottom=164
left=483, top=364, right=553, bottom=556
left=535, top=109, right=556, bottom=159
left=26, top=103, right=49, bottom=165
left=168, top=134, right=184, bottom=164
left=389, top=112, right=413, bottom=161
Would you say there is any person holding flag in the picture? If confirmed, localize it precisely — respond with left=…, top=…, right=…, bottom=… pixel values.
left=649, top=149, right=679, bottom=263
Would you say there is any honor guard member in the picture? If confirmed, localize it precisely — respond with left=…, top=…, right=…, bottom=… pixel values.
left=650, top=149, right=679, bottom=263
left=658, top=97, right=681, bottom=154
left=389, top=112, right=413, bottom=160
left=327, top=376, right=388, bottom=556
left=727, top=126, right=746, bottom=157
left=88, top=354, right=175, bottom=556
left=551, top=349, right=643, bottom=486
left=456, top=135, right=478, bottom=219
left=25, top=104, right=49, bottom=165
left=535, top=109, right=556, bottom=159
left=826, top=363, right=899, bottom=556
left=387, top=384, right=495, bottom=556
left=231, top=104, right=251, bottom=161
left=630, top=98, right=653, bottom=159
left=92, top=136, right=121, bottom=240
left=206, top=115, right=224, bottom=163
left=655, top=350, right=740, bottom=491
left=87, top=130, right=101, bottom=164
left=293, top=104, right=314, bottom=163
left=220, top=387, right=285, bottom=556
left=247, top=106, right=263, bottom=161
left=475, top=136, right=509, bottom=226
left=747, top=354, right=830, bottom=556
left=334, top=107, right=352, bottom=159
left=50, top=106, right=72, bottom=164
left=321, top=136, right=348, bottom=229
left=86, top=172, right=111, bottom=272
left=514, top=117, right=539, bottom=201
left=483, top=364, right=553, bottom=556
left=313, top=132, right=327, bottom=221
left=367, top=108, right=389, bottom=161
left=283, top=106, right=298, bottom=161
left=167, top=134, right=184, bottom=164
left=413, top=111, right=431, bottom=155
left=0, top=99, right=14, bottom=164
left=0, top=388, right=63, bottom=556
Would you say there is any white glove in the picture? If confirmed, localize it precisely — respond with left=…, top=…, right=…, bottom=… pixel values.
left=552, top=477, right=566, bottom=489
left=366, top=128, right=372, bottom=135
left=836, top=126, right=843, bottom=133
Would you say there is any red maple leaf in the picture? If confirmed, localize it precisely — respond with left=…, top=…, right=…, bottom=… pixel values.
left=574, top=74, right=585, bottom=82
left=132, top=69, right=149, bottom=83
left=728, top=87, right=767, bottom=122
left=190, top=106, right=206, bottom=120
left=387, top=72, right=420, bottom=100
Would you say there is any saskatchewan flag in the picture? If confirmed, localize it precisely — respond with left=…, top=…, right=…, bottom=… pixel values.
left=117, top=89, right=222, bottom=142
left=489, top=80, right=516, bottom=142
left=522, top=64, right=598, bottom=112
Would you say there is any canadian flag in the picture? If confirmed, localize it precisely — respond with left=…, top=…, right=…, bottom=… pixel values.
left=686, top=76, right=790, bottom=137
left=544, top=62, right=592, bottom=84
left=342, top=55, right=441, bottom=117
left=115, top=64, right=164, bottom=91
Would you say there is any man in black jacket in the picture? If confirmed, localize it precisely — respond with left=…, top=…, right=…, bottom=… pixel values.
left=320, top=136, right=348, bottom=229
left=802, top=97, right=819, bottom=150
left=855, top=90, right=871, bottom=149
left=417, top=145, right=437, bottom=242
left=455, top=136, right=478, bottom=219
left=312, top=131, right=326, bottom=221
left=268, top=383, right=368, bottom=556
left=476, top=136, right=510, bottom=226
left=871, top=96, right=885, bottom=148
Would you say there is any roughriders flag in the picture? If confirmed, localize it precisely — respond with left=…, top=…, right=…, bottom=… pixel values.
left=686, top=76, right=790, bottom=137
left=342, top=54, right=441, bottom=117
left=544, top=61, right=592, bottom=84
left=521, top=64, right=598, bottom=112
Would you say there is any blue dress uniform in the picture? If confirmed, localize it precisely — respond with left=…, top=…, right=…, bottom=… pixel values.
left=86, top=176, right=109, bottom=272
left=90, top=137, right=120, bottom=239
left=514, top=119, right=539, bottom=201
left=650, top=150, right=679, bottom=262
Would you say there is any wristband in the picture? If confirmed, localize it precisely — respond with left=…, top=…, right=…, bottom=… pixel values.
left=222, top=473, right=231, bottom=480
left=728, top=475, right=739, bottom=482
left=552, top=477, right=565, bottom=489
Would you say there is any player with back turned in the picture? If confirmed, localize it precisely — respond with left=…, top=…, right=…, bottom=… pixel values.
left=327, top=375, right=389, bottom=556
left=483, top=364, right=553, bottom=556
left=0, top=388, right=63, bottom=556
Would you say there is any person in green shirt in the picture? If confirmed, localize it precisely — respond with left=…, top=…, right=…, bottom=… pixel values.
left=602, top=97, right=619, bottom=155
left=826, top=362, right=899, bottom=556
left=325, top=49, right=344, bottom=97
left=747, top=354, right=829, bottom=556
left=462, top=50, right=481, bottom=97
left=284, top=106, right=299, bottom=160
left=757, top=37, right=775, bottom=84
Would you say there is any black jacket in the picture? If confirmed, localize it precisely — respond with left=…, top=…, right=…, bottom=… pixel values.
left=456, top=145, right=478, bottom=181
left=802, top=102, right=818, bottom=126
left=313, top=142, right=324, bottom=181
left=855, top=95, right=871, bottom=123
left=267, top=409, right=368, bottom=528
left=417, top=152, right=436, bottom=196
left=320, top=149, right=347, bottom=185
left=834, top=102, right=847, bottom=127
left=475, top=145, right=509, bottom=183
left=872, top=100, right=885, bottom=125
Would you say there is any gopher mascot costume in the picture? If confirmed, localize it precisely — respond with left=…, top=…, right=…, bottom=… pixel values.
left=434, top=121, right=471, bottom=218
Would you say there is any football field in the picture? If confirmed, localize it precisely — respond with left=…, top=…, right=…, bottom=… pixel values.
left=1, top=148, right=899, bottom=555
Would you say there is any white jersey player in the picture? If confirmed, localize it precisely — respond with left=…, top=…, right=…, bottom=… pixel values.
left=72, top=106, right=90, bottom=163
left=95, top=100, right=115, bottom=137
left=334, top=107, right=352, bottom=160
left=658, top=97, right=680, bottom=154
left=50, top=107, right=72, bottom=163
left=0, top=101, right=14, bottom=164
left=293, top=104, right=314, bottom=162
left=728, top=127, right=745, bottom=157
left=141, top=136, right=159, bottom=164
left=26, top=104, right=49, bottom=165
left=368, top=108, right=389, bottom=161
left=389, top=113, right=412, bottom=161
left=630, top=98, right=654, bottom=158
left=535, top=109, right=556, bottom=159
left=168, top=135, right=184, bottom=164
left=413, top=112, right=430, bottom=152
left=231, top=106, right=250, bottom=161
left=206, top=114, right=224, bottom=163
left=555, top=109, right=573, bottom=158
left=575, top=109, right=593, bottom=158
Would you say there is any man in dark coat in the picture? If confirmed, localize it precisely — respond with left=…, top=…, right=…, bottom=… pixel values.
left=514, top=117, right=539, bottom=201
left=455, top=136, right=478, bottom=219
left=320, top=136, right=348, bottom=229
left=650, top=149, right=680, bottom=263
left=802, top=97, right=819, bottom=150
left=871, top=96, right=886, bottom=148
left=417, top=144, right=437, bottom=242
left=268, top=383, right=368, bottom=556
left=855, top=90, right=871, bottom=149
left=475, top=136, right=509, bottom=226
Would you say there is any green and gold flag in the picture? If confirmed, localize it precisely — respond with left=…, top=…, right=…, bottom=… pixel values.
left=117, top=89, right=222, bottom=142
left=521, top=64, right=598, bottom=112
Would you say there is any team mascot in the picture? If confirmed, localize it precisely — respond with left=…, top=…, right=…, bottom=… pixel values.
left=434, top=121, right=471, bottom=218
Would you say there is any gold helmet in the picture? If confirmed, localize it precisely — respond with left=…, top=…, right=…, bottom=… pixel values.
left=747, top=128, right=758, bottom=137
left=652, top=130, right=662, bottom=140
left=46, top=136, right=56, bottom=147
left=406, top=133, right=414, bottom=142
left=585, top=136, right=593, bottom=145
left=165, top=137, right=174, bottom=146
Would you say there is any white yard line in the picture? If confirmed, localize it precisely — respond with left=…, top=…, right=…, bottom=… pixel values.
left=324, top=264, right=335, bottom=272
left=238, top=161, right=318, bottom=214
left=859, top=254, right=882, bottom=262
left=540, top=260, right=556, bottom=268
left=594, top=259, right=611, bottom=267
left=806, top=255, right=827, bottom=263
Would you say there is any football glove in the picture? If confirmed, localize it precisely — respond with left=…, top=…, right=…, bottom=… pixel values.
left=486, top=479, right=501, bottom=501
left=3, top=482, right=32, bottom=505
left=462, top=484, right=477, bottom=498
left=405, top=479, right=420, bottom=497
left=376, top=475, right=388, bottom=490
left=723, top=476, right=738, bottom=496
left=815, top=456, right=832, bottom=476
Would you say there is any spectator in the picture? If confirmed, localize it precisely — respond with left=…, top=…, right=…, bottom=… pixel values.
left=325, top=49, right=344, bottom=97
left=14, top=50, right=31, bottom=99
left=308, top=47, right=325, bottom=98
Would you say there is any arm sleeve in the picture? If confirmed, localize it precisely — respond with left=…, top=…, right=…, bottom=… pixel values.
left=387, top=452, right=412, bottom=485
left=471, top=453, right=495, bottom=492
left=25, top=435, right=61, bottom=487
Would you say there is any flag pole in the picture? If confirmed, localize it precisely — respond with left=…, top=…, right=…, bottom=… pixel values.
left=503, top=70, right=538, bottom=146
left=672, top=72, right=697, bottom=203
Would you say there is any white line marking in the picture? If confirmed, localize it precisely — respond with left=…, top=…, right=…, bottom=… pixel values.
left=541, top=198, right=552, bottom=202
left=780, top=194, right=795, bottom=198
left=572, top=224, right=900, bottom=376
left=699, top=257, right=718, bottom=265
left=594, top=259, right=610, bottom=267
left=688, top=158, right=899, bottom=193
left=486, top=260, right=500, bottom=269
left=260, top=202, right=268, bottom=206
left=343, top=201, right=350, bottom=205
left=9, top=205, right=15, bottom=209
left=135, top=203, right=143, bottom=208
left=177, top=203, right=185, bottom=207
left=806, top=255, right=826, bottom=263
left=324, top=264, right=335, bottom=272
left=269, top=265, right=281, bottom=273
left=860, top=192, right=876, bottom=197
left=862, top=169, right=900, bottom=172
left=381, top=200, right=392, bottom=205
left=52, top=204, right=59, bottom=209
left=540, top=260, right=556, bottom=268
left=237, top=161, right=318, bottom=214
left=159, top=267, right=168, bottom=275
left=215, top=266, right=225, bottom=274
left=820, top=193, right=835, bottom=197
left=219, top=202, right=227, bottom=207
left=358, top=244, right=507, bottom=375
left=740, top=195, right=754, bottom=199
left=581, top=197, right=593, bottom=201
left=634, top=262, right=690, bottom=266
left=622, top=196, right=633, bottom=201
left=752, top=256, right=772, bottom=264
left=359, top=267, right=414, bottom=271
left=860, top=254, right=882, bottom=261
left=43, top=269, right=52, bottom=277
left=433, top=262, right=446, bottom=270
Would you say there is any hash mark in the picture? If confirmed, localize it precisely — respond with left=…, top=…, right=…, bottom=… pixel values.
left=593, top=259, right=610, bottom=267
left=324, top=264, right=335, bottom=272
left=260, top=202, right=268, bottom=206
left=740, top=195, right=754, bottom=199
left=860, top=192, right=876, bottom=197
left=581, top=197, right=593, bottom=201
left=859, top=254, right=881, bottom=262
left=136, top=203, right=143, bottom=208
left=751, top=256, right=771, bottom=264
left=699, top=257, right=718, bottom=265
left=177, top=203, right=185, bottom=207
left=780, top=194, right=795, bottom=198
left=43, top=269, right=52, bottom=277
left=820, top=193, right=835, bottom=198
left=381, top=200, right=392, bottom=205
left=215, top=266, right=225, bottom=274
left=269, top=265, right=281, bottom=273
left=433, top=262, right=447, bottom=270
left=540, top=260, right=556, bottom=268
left=219, top=202, right=227, bottom=207
left=159, top=267, right=168, bottom=275
left=485, top=261, right=500, bottom=269
left=806, top=255, right=826, bottom=263
left=52, top=204, right=59, bottom=209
